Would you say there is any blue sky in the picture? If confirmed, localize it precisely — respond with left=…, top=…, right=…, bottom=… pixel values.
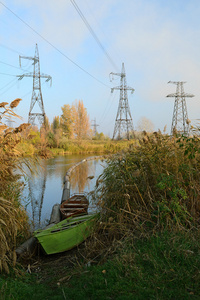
left=0, top=0, right=200, bottom=136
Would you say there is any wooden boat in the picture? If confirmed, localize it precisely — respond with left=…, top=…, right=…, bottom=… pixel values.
left=60, top=193, right=89, bottom=219
left=34, top=214, right=98, bottom=255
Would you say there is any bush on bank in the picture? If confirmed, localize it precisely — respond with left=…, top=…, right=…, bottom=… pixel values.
left=93, top=130, right=200, bottom=233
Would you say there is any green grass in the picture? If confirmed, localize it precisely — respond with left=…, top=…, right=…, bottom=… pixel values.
left=1, top=231, right=200, bottom=299
left=0, top=274, right=64, bottom=300
left=16, top=139, right=137, bottom=156
left=49, top=140, right=137, bottom=155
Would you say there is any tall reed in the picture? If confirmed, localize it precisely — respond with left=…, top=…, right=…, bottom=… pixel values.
left=0, top=100, right=30, bottom=273
left=93, top=131, right=200, bottom=234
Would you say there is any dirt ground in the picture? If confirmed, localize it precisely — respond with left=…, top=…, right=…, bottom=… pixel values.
left=18, top=227, right=111, bottom=287
left=19, top=243, right=90, bottom=287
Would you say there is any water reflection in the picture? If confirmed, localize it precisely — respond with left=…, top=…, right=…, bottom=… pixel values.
left=70, top=160, right=95, bottom=193
left=27, top=166, right=47, bottom=229
left=23, top=155, right=105, bottom=230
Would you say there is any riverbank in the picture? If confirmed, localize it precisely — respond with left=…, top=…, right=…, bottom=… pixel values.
left=16, top=139, right=137, bottom=157
left=2, top=131, right=200, bottom=299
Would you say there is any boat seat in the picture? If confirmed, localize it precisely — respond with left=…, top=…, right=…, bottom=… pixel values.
left=61, top=208, right=87, bottom=211
left=63, top=204, right=88, bottom=208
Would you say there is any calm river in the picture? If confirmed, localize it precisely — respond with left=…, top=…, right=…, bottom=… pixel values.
left=22, top=155, right=105, bottom=230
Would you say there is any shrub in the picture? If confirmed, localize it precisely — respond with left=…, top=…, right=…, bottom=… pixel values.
left=93, top=131, right=200, bottom=233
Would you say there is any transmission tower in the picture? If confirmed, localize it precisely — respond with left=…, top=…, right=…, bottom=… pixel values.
left=110, top=63, right=134, bottom=140
left=91, top=118, right=99, bottom=136
left=17, top=44, right=52, bottom=127
left=166, top=81, right=194, bottom=136
left=28, top=166, right=47, bottom=230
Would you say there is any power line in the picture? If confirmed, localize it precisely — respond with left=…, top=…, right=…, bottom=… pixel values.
left=97, top=93, right=112, bottom=124
left=100, top=118, right=115, bottom=130
left=0, top=43, right=24, bottom=55
left=0, top=1, right=110, bottom=88
left=0, top=73, right=50, bottom=98
left=0, top=77, right=17, bottom=91
left=0, top=78, right=19, bottom=96
left=98, top=90, right=117, bottom=125
left=21, top=80, right=48, bottom=100
left=69, top=0, right=119, bottom=72
left=84, top=0, right=122, bottom=64
left=0, top=72, right=16, bottom=76
left=0, top=60, right=31, bottom=72
left=84, top=0, right=123, bottom=66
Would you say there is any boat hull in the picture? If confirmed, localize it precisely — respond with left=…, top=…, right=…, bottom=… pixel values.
left=60, top=193, right=89, bottom=219
left=34, top=214, right=98, bottom=255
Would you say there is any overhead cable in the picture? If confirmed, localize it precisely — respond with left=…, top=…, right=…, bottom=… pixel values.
left=98, top=90, right=117, bottom=125
left=0, top=78, right=19, bottom=96
left=0, top=43, right=24, bottom=55
left=0, top=60, right=31, bottom=72
left=0, top=72, right=16, bottom=76
left=0, top=1, right=110, bottom=88
left=69, top=0, right=119, bottom=72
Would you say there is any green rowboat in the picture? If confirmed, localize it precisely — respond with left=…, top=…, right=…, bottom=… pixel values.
left=34, top=214, right=98, bottom=255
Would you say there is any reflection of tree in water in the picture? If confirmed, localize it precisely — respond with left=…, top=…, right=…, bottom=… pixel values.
left=28, top=162, right=47, bottom=230
left=47, top=155, right=89, bottom=184
left=25, top=157, right=102, bottom=229
left=70, top=161, right=95, bottom=193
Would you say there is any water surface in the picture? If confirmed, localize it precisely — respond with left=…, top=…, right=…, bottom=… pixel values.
left=22, top=155, right=105, bottom=230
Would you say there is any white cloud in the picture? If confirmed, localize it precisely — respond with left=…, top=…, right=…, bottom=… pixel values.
left=1, top=0, right=200, bottom=132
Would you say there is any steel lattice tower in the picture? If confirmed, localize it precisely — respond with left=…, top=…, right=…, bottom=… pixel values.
left=17, top=44, right=52, bottom=127
left=110, top=63, right=134, bottom=140
left=167, top=81, right=194, bottom=136
left=91, top=118, right=99, bottom=136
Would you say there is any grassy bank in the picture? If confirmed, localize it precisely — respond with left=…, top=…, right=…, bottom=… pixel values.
left=17, top=140, right=137, bottom=157
left=16, top=139, right=137, bottom=156
left=0, top=231, right=200, bottom=299
left=2, top=127, right=200, bottom=299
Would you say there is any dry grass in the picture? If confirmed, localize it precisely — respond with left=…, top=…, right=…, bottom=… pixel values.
left=92, top=130, right=200, bottom=237
left=9, top=98, right=22, bottom=109
left=0, top=100, right=31, bottom=273
left=0, top=198, right=21, bottom=273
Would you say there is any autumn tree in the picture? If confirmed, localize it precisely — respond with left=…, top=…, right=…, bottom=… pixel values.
left=52, top=116, right=60, bottom=133
left=60, top=104, right=75, bottom=139
left=61, top=100, right=90, bottom=140
left=43, top=115, right=51, bottom=131
left=52, top=116, right=62, bottom=147
left=73, top=100, right=90, bottom=140
left=93, top=132, right=109, bottom=140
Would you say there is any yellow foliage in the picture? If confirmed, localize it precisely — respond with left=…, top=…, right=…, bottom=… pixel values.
left=0, top=100, right=30, bottom=273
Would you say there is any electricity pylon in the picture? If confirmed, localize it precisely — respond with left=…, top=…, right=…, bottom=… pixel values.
left=91, top=118, right=99, bottom=136
left=166, top=81, right=194, bottom=136
left=110, top=63, right=134, bottom=140
left=17, top=44, right=52, bottom=127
